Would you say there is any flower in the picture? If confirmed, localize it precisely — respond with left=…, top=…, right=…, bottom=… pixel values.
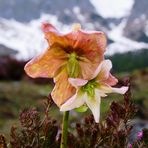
left=129, top=144, right=132, bottom=148
left=60, top=60, right=128, bottom=123
left=137, top=131, right=143, bottom=140
left=24, top=23, right=107, bottom=106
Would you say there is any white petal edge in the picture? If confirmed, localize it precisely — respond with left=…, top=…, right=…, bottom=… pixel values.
left=68, top=78, right=88, bottom=88
left=95, top=89, right=107, bottom=97
left=60, top=91, right=86, bottom=111
left=111, top=86, right=128, bottom=94
left=99, top=84, right=129, bottom=95
left=91, top=60, right=112, bottom=80
left=85, top=94, right=101, bottom=123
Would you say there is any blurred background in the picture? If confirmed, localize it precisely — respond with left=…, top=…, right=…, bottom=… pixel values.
left=0, top=0, right=148, bottom=137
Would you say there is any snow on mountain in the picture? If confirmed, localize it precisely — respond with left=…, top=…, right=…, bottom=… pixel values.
left=0, top=0, right=148, bottom=60
left=0, top=13, right=148, bottom=60
left=90, top=0, right=134, bottom=18
left=107, top=19, right=148, bottom=55
left=0, top=14, right=72, bottom=59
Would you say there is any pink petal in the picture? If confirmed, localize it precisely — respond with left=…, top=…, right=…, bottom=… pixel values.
left=41, top=23, right=58, bottom=33
left=60, top=91, right=86, bottom=111
left=92, top=60, right=112, bottom=80
left=102, top=74, right=118, bottom=86
left=68, top=78, right=88, bottom=87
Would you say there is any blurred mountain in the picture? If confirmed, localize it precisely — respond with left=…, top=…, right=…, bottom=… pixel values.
left=0, top=0, right=148, bottom=59
left=0, top=44, right=17, bottom=56
left=0, top=0, right=112, bottom=29
left=124, top=0, right=148, bottom=43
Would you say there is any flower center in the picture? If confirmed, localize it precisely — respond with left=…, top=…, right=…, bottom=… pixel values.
left=67, top=52, right=80, bottom=78
left=82, top=79, right=98, bottom=98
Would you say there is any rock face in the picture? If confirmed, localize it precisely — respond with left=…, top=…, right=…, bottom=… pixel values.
left=0, top=44, right=17, bottom=56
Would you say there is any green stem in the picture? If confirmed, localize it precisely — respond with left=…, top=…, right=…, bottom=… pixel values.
left=60, top=111, right=69, bottom=148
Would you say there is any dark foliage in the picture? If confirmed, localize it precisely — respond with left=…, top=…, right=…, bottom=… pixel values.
left=0, top=135, right=7, bottom=148
left=0, top=56, right=53, bottom=84
left=0, top=81, right=148, bottom=148
left=107, top=49, right=148, bottom=73
left=0, top=56, right=26, bottom=80
left=9, top=96, right=60, bottom=148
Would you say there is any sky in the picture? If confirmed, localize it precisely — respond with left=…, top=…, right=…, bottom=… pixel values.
left=90, top=0, right=134, bottom=18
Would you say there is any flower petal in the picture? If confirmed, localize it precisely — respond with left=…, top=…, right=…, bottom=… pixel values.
left=102, top=74, right=118, bottom=86
left=71, top=31, right=106, bottom=79
left=66, top=30, right=107, bottom=59
left=41, top=23, right=107, bottom=80
left=79, top=58, right=100, bottom=79
left=51, top=68, right=76, bottom=107
left=68, top=78, right=88, bottom=88
left=85, top=93, right=101, bottom=123
left=60, top=91, right=86, bottom=111
left=99, top=84, right=128, bottom=95
left=95, top=89, right=107, bottom=97
left=111, top=86, right=128, bottom=94
left=92, top=60, right=112, bottom=80
left=24, top=44, right=67, bottom=78
left=42, top=23, right=69, bottom=48
left=98, top=84, right=113, bottom=94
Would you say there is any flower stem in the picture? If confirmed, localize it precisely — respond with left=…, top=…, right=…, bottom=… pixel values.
left=60, top=111, right=69, bottom=148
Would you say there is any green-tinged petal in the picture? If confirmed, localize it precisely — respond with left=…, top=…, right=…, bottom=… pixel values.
left=85, top=93, right=101, bottom=123
left=66, top=29, right=107, bottom=80
left=60, top=91, right=86, bottom=111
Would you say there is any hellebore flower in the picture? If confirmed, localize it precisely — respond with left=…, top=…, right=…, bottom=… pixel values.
left=60, top=60, right=128, bottom=123
left=24, top=23, right=107, bottom=106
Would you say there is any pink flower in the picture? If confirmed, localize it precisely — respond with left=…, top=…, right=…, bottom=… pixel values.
left=60, top=60, right=128, bottom=123
left=24, top=23, right=107, bottom=107
left=137, top=131, right=143, bottom=140
left=129, top=144, right=132, bottom=148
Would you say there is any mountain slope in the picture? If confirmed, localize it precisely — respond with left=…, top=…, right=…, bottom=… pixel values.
left=0, top=0, right=148, bottom=59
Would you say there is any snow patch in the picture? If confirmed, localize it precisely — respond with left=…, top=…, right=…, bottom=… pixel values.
left=107, top=19, right=148, bottom=55
left=0, top=14, right=71, bottom=59
left=90, top=0, right=135, bottom=18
